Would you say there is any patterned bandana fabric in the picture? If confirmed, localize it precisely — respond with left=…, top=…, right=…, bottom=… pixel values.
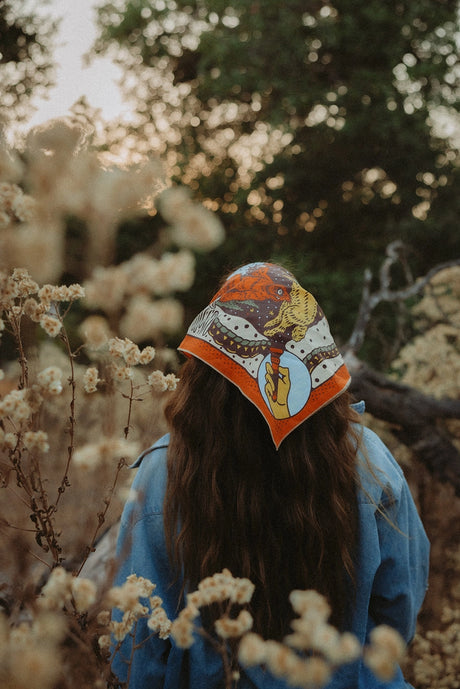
left=178, top=262, right=351, bottom=448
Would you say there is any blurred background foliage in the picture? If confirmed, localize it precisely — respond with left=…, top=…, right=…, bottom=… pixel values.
left=0, top=0, right=57, bottom=124
left=1, top=0, right=459, bottom=366
left=89, top=0, right=460, bottom=365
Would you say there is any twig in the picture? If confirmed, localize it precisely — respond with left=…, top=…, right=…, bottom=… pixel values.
left=76, top=456, right=126, bottom=576
left=345, top=244, right=460, bottom=355
left=54, top=326, right=77, bottom=509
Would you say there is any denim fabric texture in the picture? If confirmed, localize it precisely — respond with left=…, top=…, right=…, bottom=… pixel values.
left=111, top=406, right=429, bottom=689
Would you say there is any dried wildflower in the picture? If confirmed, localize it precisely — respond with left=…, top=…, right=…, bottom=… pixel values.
left=83, top=366, right=101, bottom=393
left=170, top=609, right=197, bottom=649
left=157, top=186, right=193, bottom=224
left=11, top=268, right=39, bottom=296
left=148, top=370, right=179, bottom=392
left=126, top=573, right=156, bottom=599
left=238, top=633, right=267, bottom=666
left=23, top=297, right=46, bottom=322
left=289, top=589, right=331, bottom=622
left=0, top=388, right=32, bottom=422
left=59, top=283, right=85, bottom=301
left=97, top=610, right=111, bottom=626
left=109, top=337, right=142, bottom=366
left=0, top=275, right=19, bottom=306
left=39, top=314, right=62, bottom=337
left=120, top=294, right=184, bottom=342
left=38, top=566, right=73, bottom=610
left=106, top=575, right=159, bottom=642
left=110, top=362, right=134, bottom=382
left=215, top=610, right=253, bottom=639
left=364, top=625, right=406, bottom=682
left=23, top=430, right=50, bottom=453
left=71, top=576, right=97, bottom=613
left=139, top=345, right=156, bottom=365
left=11, top=192, right=37, bottom=223
left=162, top=250, right=195, bottom=292
left=147, top=607, right=172, bottom=639
left=37, top=366, right=63, bottom=395
left=25, top=385, right=44, bottom=413
left=98, top=634, right=112, bottom=651
left=230, top=577, right=255, bottom=605
left=83, top=265, right=128, bottom=313
left=38, top=284, right=55, bottom=304
left=8, top=644, right=62, bottom=689
left=147, top=370, right=169, bottom=392
left=79, top=315, right=112, bottom=349
left=328, top=631, right=362, bottom=665
left=310, top=622, right=341, bottom=659
left=0, top=428, right=17, bottom=449
left=73, top=438, right=139, bottom=470
left=370, top=625, right=406, bottom=660
left=170, top=204, right=225, bottom=252
left=263, top=641, right=300, bottom=679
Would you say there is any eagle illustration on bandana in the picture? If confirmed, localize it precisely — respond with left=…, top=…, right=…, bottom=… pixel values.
left=178, top=263, right=351, bottom=447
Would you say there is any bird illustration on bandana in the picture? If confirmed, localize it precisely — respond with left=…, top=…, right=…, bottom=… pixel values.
left=179, top=263, right=350, bottom=447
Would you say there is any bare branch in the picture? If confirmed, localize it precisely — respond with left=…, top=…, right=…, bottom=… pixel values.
left=345, top=242, right=460, bottom=355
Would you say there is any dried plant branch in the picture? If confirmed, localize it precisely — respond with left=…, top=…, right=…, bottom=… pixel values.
left=345, top=241, right=460, bottom=355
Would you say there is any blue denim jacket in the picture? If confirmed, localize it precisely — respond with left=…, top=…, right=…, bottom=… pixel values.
left=112, top=409, right=429, bottom=688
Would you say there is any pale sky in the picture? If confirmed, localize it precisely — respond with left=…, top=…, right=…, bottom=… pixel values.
left=26, top=0, right=127, bottom=128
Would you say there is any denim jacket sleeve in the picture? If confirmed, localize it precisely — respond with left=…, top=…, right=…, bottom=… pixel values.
left=357, top=426, right=430, bottom=644
left=110, top=434, right=186, bottom=688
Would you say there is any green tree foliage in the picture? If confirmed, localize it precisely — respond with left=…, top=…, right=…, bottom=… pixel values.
left=93, top=0, right=459, bottom=360
left=0, top=0, right=56, bottom=128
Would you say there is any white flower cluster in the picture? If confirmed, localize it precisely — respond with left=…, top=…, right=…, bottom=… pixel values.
left=109, top=337, right=156, bottom=366
left=0, top=268, right=39, bottom=309
left=23, top=430, right=50, bottom=453
left=38, top=567, right=97, bottom=614
left=239, top=589, right=405, bottom=687
left=0, top=388, right=32, bottom=423
left=0, top=269, right=85, bottom=339
left=171, top=569, right=255, bottom=649
left=158, top=186, right=225, bottom=251
left=391, top=266, right=460, bottom=399
left=83, top=251, right=194, bottom=343
left=99, top=574, right=172, bottom=649
left=0, top=426, right=16, bottom=450
left=106, top=336, right=159, bottom=385
left=36, top=366, right=63, bottom=396
left=73, top=437, right=140, bottom=471
left=147, top=370, right=180, bottom=393
left=0, top=182, right=37, bottom=230
left=0, top=608, right=66, bottom=689
left=364, top=625, right=406, bottom=682
left=83, top=367, right=102, bottom=393
left=0, top=382, right=44, bottom=432
left=119, top=295, right=184, bottom=343
left=121, top=250, right=196, bottom=297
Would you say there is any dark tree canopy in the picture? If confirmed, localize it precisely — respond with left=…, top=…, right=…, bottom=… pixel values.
left=0, top=0, right=56, bottom=128
left=93, top=0, right=459, bottom=361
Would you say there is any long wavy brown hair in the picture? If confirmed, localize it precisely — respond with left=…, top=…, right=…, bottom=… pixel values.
left=164, top=356, right=360, bottom=640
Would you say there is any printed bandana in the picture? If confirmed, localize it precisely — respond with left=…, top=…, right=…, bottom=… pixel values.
left=178, top=263, right=351, bottom=447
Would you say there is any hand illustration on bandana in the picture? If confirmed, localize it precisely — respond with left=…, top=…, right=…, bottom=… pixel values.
left=264, top=362, right=291, bottom=419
